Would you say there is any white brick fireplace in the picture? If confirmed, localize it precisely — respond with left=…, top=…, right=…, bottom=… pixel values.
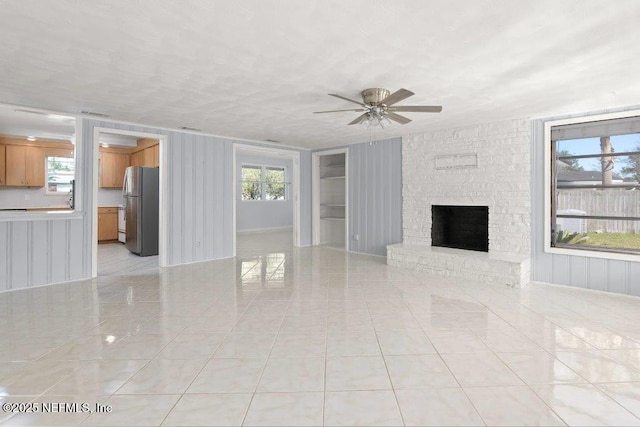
left=387, top=118, right=532, bottom=287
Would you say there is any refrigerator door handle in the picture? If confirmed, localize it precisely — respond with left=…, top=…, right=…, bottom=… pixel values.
left=122, top=168, right=129, bottom=221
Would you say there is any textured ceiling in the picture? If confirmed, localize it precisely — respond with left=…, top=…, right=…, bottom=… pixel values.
left=0, top=0, right=639, bottom=149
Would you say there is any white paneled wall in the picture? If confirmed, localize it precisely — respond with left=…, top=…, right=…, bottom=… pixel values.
left=348, top=138, right=403, bottom=256
left=0, top=218, right=86, bottom=291
left=0, top=118, right=311, bottom=292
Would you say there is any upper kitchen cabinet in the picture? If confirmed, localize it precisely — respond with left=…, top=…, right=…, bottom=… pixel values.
left=131, top=138, right=159, bottom=167
left=0, top=144, right=5, bottom=186
left=0, top=108, right=77, bottom=211
left=99, top=151, right=130, bottom=188
left=143, top=143, right=159, bottom=167
left=6, top=145, right=45, bottom=187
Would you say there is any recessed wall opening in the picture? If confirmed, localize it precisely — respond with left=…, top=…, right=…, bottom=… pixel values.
left=431, top=205, right=489, bottom=252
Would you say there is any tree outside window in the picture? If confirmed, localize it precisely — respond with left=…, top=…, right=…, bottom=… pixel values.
left=241, top=165, right=287, bottom=201
left=47, top=156, right=75, bottom=194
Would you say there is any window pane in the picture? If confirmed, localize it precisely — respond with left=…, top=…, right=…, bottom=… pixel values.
left=242, top=166, right=261, bottom=180
left=265, top=167, right=285, bottom=200
left=553, top=219, right=640, bottom=253
left=241, top=166, right=262, bottom=200
left=556, top=134, right=640, bottom=157
left=552, top=122, right=640, bottom=254
left=556, top=154, right=640, bottom=187
left=47, top=157, right=75, bottom=194
left=556, top=188, right=640, bottom=218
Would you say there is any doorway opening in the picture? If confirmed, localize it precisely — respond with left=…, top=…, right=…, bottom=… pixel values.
left=92, top=128, right=167, bottom=277
left=232, top=144, right=301, bottom=261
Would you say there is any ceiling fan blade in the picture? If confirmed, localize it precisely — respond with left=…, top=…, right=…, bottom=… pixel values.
left=386, top=112, right=412, bottom=124
left=329, top=93, right=367, bottom=107
left=313, top=108, right=365, bottom=114
left=389, top=105, right=443, bottom=113
left=379, top=88, right=414, bottom=106
left=348, top=113, right=369, bottom=125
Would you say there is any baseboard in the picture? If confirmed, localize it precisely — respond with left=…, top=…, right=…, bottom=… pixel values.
left=237, top=226, right=293, bottom=234
left=529, top=280, right=640, bottom=300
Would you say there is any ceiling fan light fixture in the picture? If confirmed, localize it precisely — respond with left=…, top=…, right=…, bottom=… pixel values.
left=316, top=88, right=441, bottom=127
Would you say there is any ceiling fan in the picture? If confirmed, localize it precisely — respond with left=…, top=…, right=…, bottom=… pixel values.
left=314, top=88, right=442, bottom=127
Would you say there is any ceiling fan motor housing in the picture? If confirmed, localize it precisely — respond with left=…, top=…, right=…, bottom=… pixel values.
left=361, top=88, right=390, bottom=106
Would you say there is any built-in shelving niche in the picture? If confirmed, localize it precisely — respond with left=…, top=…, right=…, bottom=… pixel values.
left=313, top=150, right=347, bottom=249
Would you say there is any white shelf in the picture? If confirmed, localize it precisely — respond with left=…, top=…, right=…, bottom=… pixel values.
left=315, top=150, right=347, bottom=249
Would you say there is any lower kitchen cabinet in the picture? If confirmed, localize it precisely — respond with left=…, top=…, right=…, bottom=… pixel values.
left=98, top=207, right=118, bottom=241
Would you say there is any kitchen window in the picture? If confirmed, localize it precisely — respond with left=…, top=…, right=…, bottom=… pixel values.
left=241, top=164, right=287, bottom=201
left=46, top=156, right=75, bottom=195
left=547, top=112, right=640, bottom=256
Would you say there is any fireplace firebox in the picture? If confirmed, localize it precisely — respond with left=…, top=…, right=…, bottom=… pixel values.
left=431, top=205, right=489, bottom=252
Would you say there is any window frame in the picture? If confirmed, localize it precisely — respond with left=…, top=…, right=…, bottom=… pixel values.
left=240, top=163, right=288, bottom=202
left=45, top=155, right=76, bottom=196
left=544, top=110, right=640, bottom=262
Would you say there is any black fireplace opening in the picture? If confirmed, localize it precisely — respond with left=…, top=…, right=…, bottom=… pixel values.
left=431, top=205, right=489, bottom=252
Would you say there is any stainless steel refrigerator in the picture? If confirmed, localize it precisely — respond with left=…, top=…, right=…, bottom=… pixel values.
left=123, top=166, right=159, bottom=256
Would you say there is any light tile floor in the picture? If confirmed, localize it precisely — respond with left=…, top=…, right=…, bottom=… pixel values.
left=0, top=230, right=640, bottom=425
left=97, top=242, right=159, bottom=277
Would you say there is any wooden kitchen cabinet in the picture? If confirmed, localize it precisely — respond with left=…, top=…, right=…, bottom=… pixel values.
left=130, top=151, right=140, bottom=167
left=99, top=152, right=129, bottom=188
left=98, top=207, right=118, bottom=241
left=131, top=144, right=159, bottom=168
left=5, top=145, right=45, bottom=187
left=145, top=144, right=159, bottom=167
left=0, top=144, right=5, bottom=186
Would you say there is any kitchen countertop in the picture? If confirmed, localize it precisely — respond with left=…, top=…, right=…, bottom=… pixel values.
left=0, top=205, right=73, bottom=211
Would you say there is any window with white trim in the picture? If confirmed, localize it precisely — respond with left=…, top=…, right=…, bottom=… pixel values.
left=550, top=114, right=640, bottom=255
left=46, top=156, right=75, bottom=195
left=241, top=164, right=287, bottom=201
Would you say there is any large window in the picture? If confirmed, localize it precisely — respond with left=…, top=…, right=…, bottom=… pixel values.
left=241, top=164, right=287, bottom=201
left=46, top=156, right=75, bottom=194
left=549, top=114, right=640, bottom=256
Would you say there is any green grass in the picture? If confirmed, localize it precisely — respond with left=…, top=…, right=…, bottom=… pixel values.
left=579, top=232, right=640, bottom=250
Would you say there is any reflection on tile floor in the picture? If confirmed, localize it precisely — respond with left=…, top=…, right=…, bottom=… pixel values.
left=1, top=230, right=640, bottom=425
left=97, top=242, right=159, bottom=277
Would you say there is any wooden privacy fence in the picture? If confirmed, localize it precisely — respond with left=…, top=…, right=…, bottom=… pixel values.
left=557, top=188, right=640, bottom=233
